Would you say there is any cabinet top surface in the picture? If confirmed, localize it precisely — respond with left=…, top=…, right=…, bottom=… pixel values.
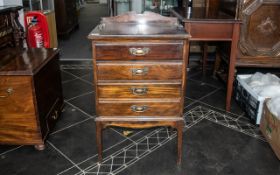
left=88, top=12, right=189, bottom=40
left=0, top=48, right=59, bottom=76
left=171, top=7, right=241, bottom=23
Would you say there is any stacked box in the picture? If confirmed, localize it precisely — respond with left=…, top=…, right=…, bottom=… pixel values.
left=260, top=101, right=280, bottom=160
left=234, top=75, right=266, bottom=125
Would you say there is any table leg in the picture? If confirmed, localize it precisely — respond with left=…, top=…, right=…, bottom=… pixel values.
left=226, top=23, right=240, bottom=111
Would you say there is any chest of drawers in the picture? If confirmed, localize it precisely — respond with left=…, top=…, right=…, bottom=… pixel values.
left=0, top=48, right=63, bottom=150
left=88, top=12, right=190, bottom=164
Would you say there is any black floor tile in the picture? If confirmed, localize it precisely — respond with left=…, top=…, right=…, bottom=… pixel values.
left=48, top=119, right=126, bottom=164
left=183, top=100, right=203, bottom=113
left=63, top=69, right=92, bottom=77
left=62, top=78, right=93, bottom=100
left=185, top=79, right=218, bottom=100
left=77, top=138, right=134, bottom=170
left=121, top=119, right=280, bottom=175
left=68, top=92, right=96, bottom=116
left=189, top=70, right=224, bottom=88
left=187, top=64, right=202, bottom=78
left=0, top=145, right=20, bottom=155
left=51, top=103, right=90, bottom=133
left=0, top=143, right=74, bottom=175
left=199, top=88, right=244, bottom=116
left=184, top=100, right=244, bottom=124
left=184, top=97, right=195, bottom=108
left=61, top=70, right=77, bottom=82
left=81, top=73, right=93, bottom=83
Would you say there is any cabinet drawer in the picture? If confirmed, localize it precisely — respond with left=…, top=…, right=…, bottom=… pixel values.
left=97, top=61, right=182, bottom=80
left=98, top=101, right=181, bottom=117
left=0, top=113, right=41, bottom=144
left=98, top=83, right=181, bottom=98
left=0, top=76, right=35, bottom=115
left=95, top=42, right=183, bottom=60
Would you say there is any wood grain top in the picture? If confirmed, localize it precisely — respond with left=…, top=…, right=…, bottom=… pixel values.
left=0, top=48, right=59, bottom=75
left=171, top=7, right=241, bottom=23
left=88, top=11, right=190, bottom=40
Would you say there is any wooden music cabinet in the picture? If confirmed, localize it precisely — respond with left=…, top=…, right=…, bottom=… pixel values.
left=0, top=48, right=63, bottom=150
left=88, top=12, right=190, bottom=164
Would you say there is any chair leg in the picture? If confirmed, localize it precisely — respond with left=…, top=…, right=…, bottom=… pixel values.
left=213, top=47, right=221, bottom=78
left=202, top=42, right=208, bottom=75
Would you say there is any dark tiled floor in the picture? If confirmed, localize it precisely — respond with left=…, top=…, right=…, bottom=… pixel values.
left=1, top=65, right=279, bottom=175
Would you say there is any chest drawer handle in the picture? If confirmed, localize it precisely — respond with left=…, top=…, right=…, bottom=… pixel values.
left=131, top=105, right=148, bottom=113
left=0, top=88, right=13, bottom=98
left=129, top=48, right=150, bottom=56
left=51, top=110, right=59, bottom=120
left=131, top=67, right=149, bottom=76
left=130, top=87, right=148, bottom=95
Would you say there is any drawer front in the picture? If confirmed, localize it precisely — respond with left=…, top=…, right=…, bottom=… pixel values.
left=95, top=42, right=183, bottom=60
left=186, top=23, right=233, bottom=40
left=98, top=101, right=181, bottom=117
left=97, top=61, right=182, bottom=80
left=98, top=84, right=181, bottom=98
left=0, top=76, right=35, bottom=115
left=0, top=113, right=41, bottom=144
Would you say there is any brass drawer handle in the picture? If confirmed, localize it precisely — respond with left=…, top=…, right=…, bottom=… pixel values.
left=0, top=88, right=13, bottom=98
left=129, top=48, right=150, bottom=56
left=130, top=87, right=148, bottom=95
left=131, top=67, right=149, bottom=76
left=131, top=105, right=148, bottom=113
left=51, top=110, right=59, bottom=120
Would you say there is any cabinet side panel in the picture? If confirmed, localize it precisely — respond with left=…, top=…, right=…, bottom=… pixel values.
left=33, top=54, right=63, bottom=139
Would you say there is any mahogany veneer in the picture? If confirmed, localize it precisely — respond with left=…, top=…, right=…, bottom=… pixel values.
left=88, top=12, right=190, bottom=165
left=0, top=48, right=63, bottom=149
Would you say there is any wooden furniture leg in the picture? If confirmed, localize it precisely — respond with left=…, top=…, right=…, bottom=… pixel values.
left=213, top=47, right=221, bottom=77
left=202, top=42, right=208, bottom=75
left=226, top=23, right=240, bottom=111
left=34, top=144, right=45, bottom=151
left=176, top=121, right=184, bottom=165
left=96, top=121, right=103, bottom=162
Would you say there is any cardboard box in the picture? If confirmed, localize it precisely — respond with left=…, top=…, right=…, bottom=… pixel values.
left=260, top=101, right=280, bottom=160
left=234, top=75, right=266, bottom=124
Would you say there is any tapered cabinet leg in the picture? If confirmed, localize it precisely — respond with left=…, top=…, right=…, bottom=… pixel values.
left=96, top=121, right=103, bottom=162
left=176, top=121, right=184, bottom=165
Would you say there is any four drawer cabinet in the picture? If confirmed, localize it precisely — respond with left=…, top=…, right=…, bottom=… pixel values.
left=88, top=12, right=190, bottom=164
left=0, top=48, right=63, bottom=150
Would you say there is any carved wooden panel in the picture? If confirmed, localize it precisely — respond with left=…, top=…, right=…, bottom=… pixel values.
left=238, top=0, right=280, bottom=56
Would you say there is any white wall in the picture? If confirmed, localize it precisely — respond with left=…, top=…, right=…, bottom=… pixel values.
left=131, top=0, right=144, bottom=13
